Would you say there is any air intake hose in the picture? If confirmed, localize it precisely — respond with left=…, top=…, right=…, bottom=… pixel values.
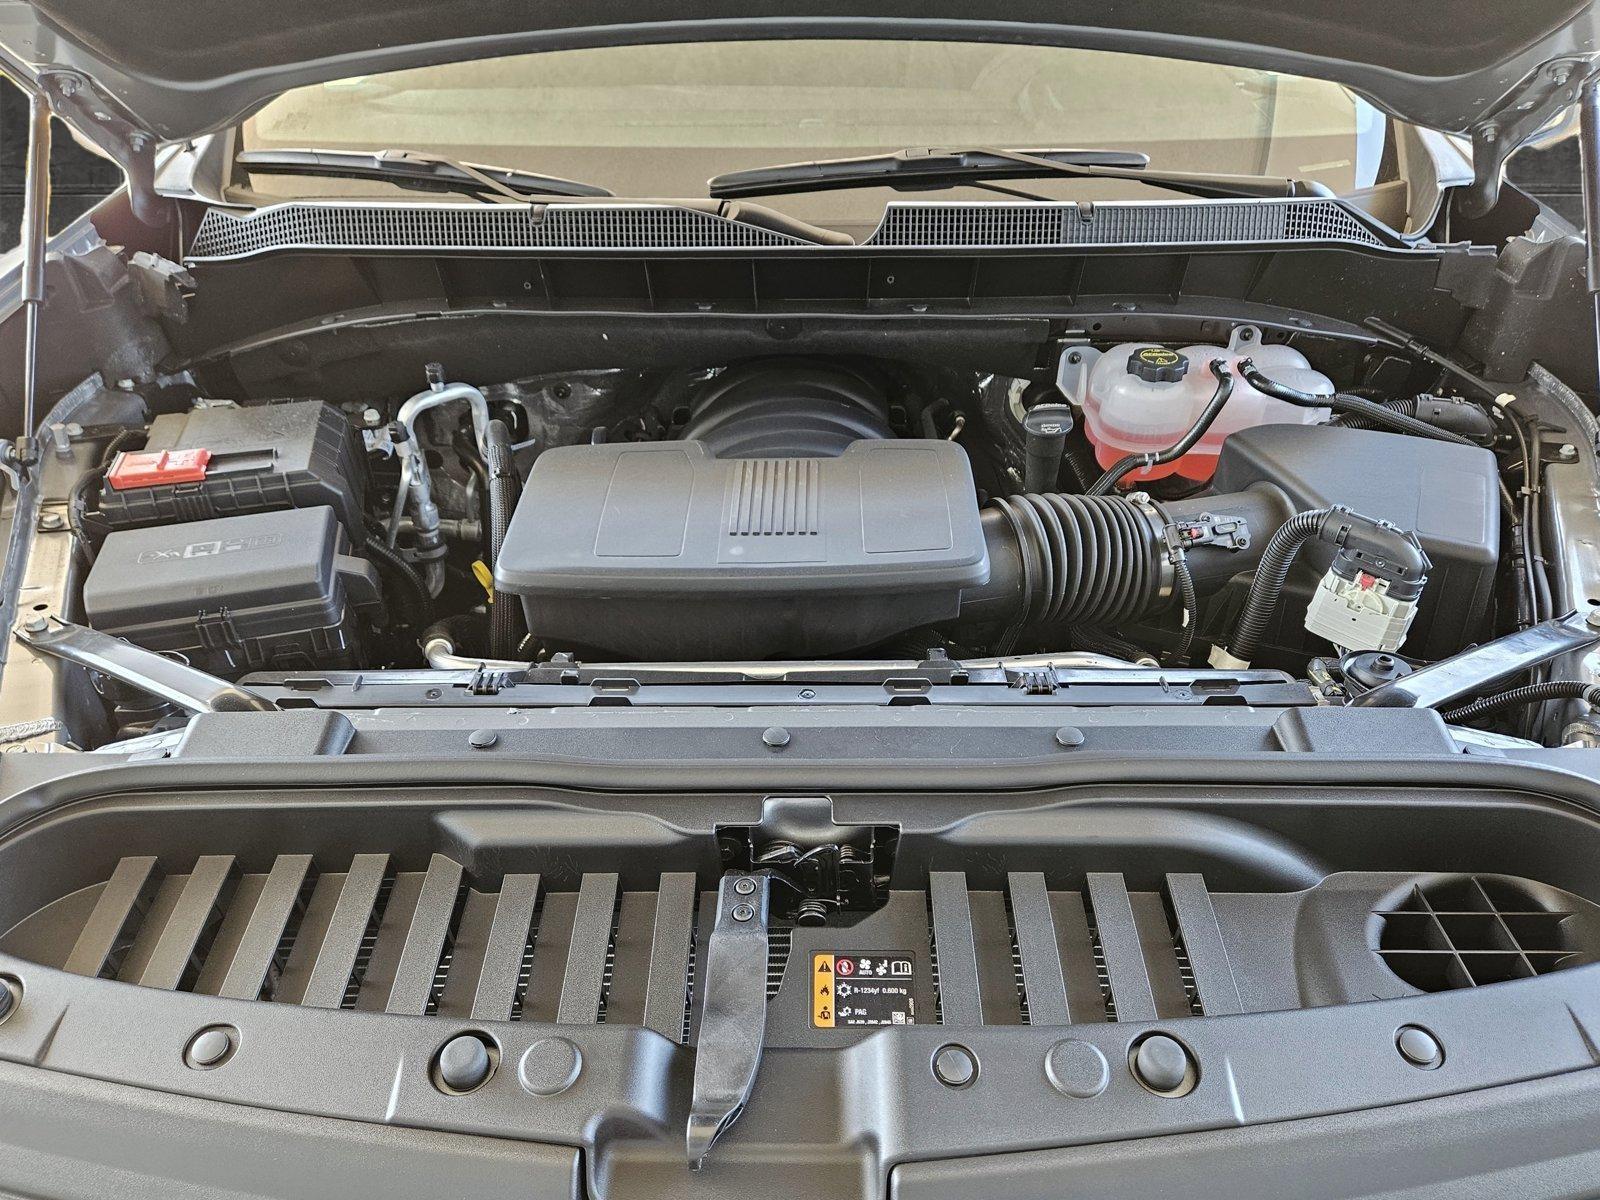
left=962, top=484, right=1294, bottom=652
left=987, top=493, right=1170, bottom=631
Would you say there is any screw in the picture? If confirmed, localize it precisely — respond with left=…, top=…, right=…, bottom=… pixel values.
left=37, top=512, right=64, bottom=531
left=733, top=877, right=757, bottom=896
left=762, top=726, right=791, bottom=749
left=1559, top=444, right=1578, bottom=461
left=0, top=977, right=16, bottom=1023
left=22, top=616, right=48, bottom=635
left=798, top=689, right=816, bottom=700
left=731, top=903, right=755, bottom=923
left=468, top=728, right=498, bottom=750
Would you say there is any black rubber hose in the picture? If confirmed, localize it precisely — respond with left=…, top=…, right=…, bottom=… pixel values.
left=67, top=428, right=141, bottom=568
left=363, top=529, right=435, bottom=629
left=1171, top=554, right=1198, bottom=663
left=1333, top=396, right=1495, bottom=443
left=1224, top=507, right=1333, bottom=664
left=986, top=493, right=1168, bottom=651
left=1087, top=360, right=1234, bottom=495
left=1440, top=682, right=1600, bottom=724
left=1237, top=361, right=1477, bottom=447
left=483, top=419, right=523, bottom=660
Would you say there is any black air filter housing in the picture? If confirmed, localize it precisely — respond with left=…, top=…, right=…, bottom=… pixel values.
left=495, top=439, right=988, bottom=659
left=83, top=506, right=383, bottom=676
left=1211, top=424, right=1500, bottom=661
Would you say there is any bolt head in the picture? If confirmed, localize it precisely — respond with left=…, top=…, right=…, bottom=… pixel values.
left=731, top=903, right=755, bottom=923
left=733, top=877, right=757, bottom=896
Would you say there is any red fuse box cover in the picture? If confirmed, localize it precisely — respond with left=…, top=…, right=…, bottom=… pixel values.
left=105, top=448, right=212, bottom=491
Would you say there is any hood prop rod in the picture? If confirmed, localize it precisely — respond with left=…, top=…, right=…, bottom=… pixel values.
left=5, top=90, right=51, bottom=482
left=1580, top=75, right=1600, bottom=399
left=686, top=873, right=771, bottom=1169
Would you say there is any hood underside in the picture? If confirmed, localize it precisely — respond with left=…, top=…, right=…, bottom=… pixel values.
left=0, top=0, right=1596, bottom=143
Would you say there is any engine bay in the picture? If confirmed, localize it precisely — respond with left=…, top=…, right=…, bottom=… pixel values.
left=49, top=324, right=1539, bottom=738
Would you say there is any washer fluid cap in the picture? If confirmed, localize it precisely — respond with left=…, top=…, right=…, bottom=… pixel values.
left=1127, top=346, right=1189, bottom=384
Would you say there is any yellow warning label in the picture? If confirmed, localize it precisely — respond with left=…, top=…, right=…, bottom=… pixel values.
left=812, top=953, right=835, bottom=1028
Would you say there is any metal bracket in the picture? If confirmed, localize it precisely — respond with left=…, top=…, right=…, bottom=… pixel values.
left=36, top=69, right=167, bottom=227
left=1348, top=612, right=1600, bottom=710
left=14, top=617, right=278, bottom=714
left=1460, top=58, right=1593, bottom=219
left=686, top=874, right=770, bottom=1169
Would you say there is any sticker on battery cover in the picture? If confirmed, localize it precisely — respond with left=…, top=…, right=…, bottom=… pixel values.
left=812, top=953, right=915, bottom=1028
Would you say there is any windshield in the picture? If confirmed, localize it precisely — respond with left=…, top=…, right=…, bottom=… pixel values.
left=242, top=40, right=1396, bottom=231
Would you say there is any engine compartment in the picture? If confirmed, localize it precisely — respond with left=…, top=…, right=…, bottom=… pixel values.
left=62, top=329, right=1517, bottom=718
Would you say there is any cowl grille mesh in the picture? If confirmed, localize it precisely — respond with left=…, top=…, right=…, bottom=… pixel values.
left=185, top=197, right=1392, bottom=260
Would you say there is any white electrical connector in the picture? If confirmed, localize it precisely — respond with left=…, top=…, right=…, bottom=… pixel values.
left=1304, top=568, right=1420, bottom=653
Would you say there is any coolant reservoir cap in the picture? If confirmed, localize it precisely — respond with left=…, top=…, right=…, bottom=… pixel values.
left=1127, top=346, right=1189, bottom=384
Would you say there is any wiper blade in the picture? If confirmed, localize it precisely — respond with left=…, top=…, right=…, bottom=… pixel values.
left=237, top=148, right=613, bottom=201
left=708, top=147, right=1331, bottom=203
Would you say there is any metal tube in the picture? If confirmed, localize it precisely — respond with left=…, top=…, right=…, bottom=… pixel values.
left=18, top=89, right=51, bottom=458
left=1579, top=77, right=1600, bottom=396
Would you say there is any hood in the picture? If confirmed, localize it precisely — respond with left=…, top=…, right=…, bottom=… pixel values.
left=1, top=0, right=1596, bottom=142
left=0, top=0, right=1597, bottom=224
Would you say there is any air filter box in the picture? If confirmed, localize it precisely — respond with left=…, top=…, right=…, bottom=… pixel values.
left=494, top=439, right=989, bottom=659
left=83, top=506, right=382, bottom=676
left=1211, top=424, right=1500, bottom=660
left=97, top=400, right=366, bottom=539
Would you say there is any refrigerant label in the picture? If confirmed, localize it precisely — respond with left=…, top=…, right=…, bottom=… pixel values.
left=812, top=953, right=915, bottom=1028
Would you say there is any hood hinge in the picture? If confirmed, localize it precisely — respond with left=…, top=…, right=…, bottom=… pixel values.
left=1460, top=56, right=1595, bottom=218
left=35, top=68, right=167, bottom=227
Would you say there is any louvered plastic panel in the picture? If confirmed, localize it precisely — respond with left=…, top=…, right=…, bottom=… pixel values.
left=866, top=198, right=1393, bottom=249
left=186, top=201, right=815, bottom=260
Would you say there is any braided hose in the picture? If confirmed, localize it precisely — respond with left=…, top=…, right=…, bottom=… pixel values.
left=1440, top=682, right=1600, bottom=724
left=1238, top=361, right=1476, bottom=447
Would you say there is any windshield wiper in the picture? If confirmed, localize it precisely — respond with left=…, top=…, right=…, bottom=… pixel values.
left=236, top=148, right=614, bottom=201
left=708, top=147, right=1332, bottom=203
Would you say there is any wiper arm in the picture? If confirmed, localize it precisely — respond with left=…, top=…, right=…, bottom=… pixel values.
left=236, top=148, right=613, bottom=201
left=708, top=147, right=1332, bottom=203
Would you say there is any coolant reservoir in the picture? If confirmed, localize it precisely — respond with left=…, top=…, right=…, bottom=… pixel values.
left=1060, top=327, right=1333, bottom=484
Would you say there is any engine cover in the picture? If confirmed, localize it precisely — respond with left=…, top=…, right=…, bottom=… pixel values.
left=494, top=439, right=988, bottom=659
